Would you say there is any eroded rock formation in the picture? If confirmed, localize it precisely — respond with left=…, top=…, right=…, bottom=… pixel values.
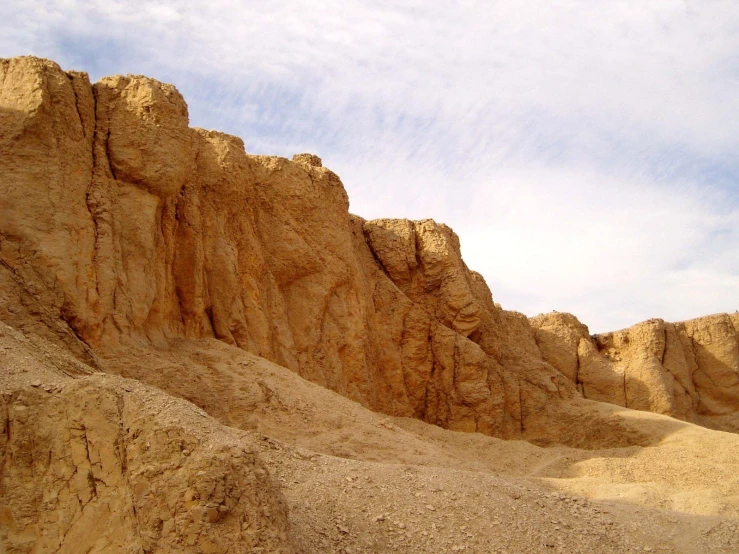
left=1, top=55, right=738, bottom=446
left=0, top=56, right=566, bottom=445
left=0, top=323, right=294, bottom=554
left=3, top=55, right=739, bottom=553
left=531, top=312, right=739, bottom=430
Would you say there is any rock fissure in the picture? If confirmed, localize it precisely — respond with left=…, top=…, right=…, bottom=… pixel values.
left=518, top=385, right=525, bottom=433
left=661, top=327, right=668, bottom=366
left=623, top=365, right=629, bottom=408
left=103, top=129, right=118, bottom=182
left=65, top=72, right=86, bottom=138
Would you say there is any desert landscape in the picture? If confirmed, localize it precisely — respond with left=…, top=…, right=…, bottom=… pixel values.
left=1, top=56, right=739, bottom=553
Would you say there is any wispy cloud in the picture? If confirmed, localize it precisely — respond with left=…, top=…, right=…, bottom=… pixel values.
left=2, top=0, right=738, bottom=332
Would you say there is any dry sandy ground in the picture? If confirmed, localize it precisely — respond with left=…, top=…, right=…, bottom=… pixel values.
left=2, top=324, right=739, bottom=553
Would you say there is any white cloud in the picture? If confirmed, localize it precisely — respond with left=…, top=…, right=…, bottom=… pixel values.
left=2, top=0, right=738, bottom=332
left=453, top=165, right=739, bottom=332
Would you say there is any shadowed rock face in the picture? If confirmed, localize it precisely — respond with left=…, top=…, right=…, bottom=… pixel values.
left=1, top=55, right=738, bottom=446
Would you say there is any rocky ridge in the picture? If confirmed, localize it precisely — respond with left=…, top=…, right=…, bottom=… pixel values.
left=2, top=56, right=739, bottom=553
left=531, top=312, right=739, bottom=429
left=2, top=56, right=737, bottom=441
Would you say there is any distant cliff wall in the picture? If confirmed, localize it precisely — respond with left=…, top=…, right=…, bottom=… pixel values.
left=531, top=312, right=739, bottom=429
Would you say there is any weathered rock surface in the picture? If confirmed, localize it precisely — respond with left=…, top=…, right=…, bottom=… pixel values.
left=0, top=55, right=737, bottom=443
left=531, top=311, right=739, bottom=430
left=3, top=55, right=739, bottom=554
left=0, top=56, right=573, bottom=445
left=0, top=323, right=295, bottom=554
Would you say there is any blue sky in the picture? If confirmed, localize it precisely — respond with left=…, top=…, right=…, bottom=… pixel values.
left=2, top=0, right=738, bottom=332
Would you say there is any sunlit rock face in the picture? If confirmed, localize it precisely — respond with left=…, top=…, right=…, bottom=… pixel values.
left=531, top=311, right=739, bottom=430
left=2, top=55, right=738, bottom=453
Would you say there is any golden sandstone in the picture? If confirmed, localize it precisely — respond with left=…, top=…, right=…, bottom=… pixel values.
left=1, top=57, right=738, bottom=553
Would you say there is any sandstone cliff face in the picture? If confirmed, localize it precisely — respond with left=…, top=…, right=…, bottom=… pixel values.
left=530, top=312, right=739, bottom=429
left=1, top=56, right=738, bottom=447
left=0, top=56, right=579, bottom=445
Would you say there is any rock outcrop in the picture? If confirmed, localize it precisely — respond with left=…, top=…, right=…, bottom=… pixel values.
left=0, top=323, right=295, bottom=554
left=0, top=56, right=572, bottom=445
left=1, top=55, right=738, bottom=446
left=531, top=312, right=739, bottom=430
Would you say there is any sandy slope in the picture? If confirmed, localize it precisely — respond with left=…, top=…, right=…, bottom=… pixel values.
left=85, top=335, right=739, bottom=553
left=2, top=320, right=739, bottom=552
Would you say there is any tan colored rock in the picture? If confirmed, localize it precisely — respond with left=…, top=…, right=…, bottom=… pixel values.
left=576, top=338, right=627, bottom=406
left=97, top=74, right=193, bottom=198
left=0, top=56, right=580, bottom=446
left=595, top=319, right=678, bottom=414
left=531, top=312, right=589, bottom=383
left=680, top=313, right=739, bottom=415
left=0, top=57, right=98, bottom=355
left=1, top=55, right=738, bottom=450
left=531, top=311, right=739, bottom=427
left=292, top=152, right=323, bottom=167
left=365, top=218, right=483, bottom=338
left=363, top=218, right=418, bottom=286
left=5, top=55, right=739, bottom=554
left=0, top=374, right=295, bottom=553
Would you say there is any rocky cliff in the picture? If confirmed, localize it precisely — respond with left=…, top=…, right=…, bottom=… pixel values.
left=0, top=56, right=555, bottom=445
left=532, top=311, right=739, bottom=428
left=3, top=55, right=739, bottom=554
left=2, top=56, right=738, bottom=446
